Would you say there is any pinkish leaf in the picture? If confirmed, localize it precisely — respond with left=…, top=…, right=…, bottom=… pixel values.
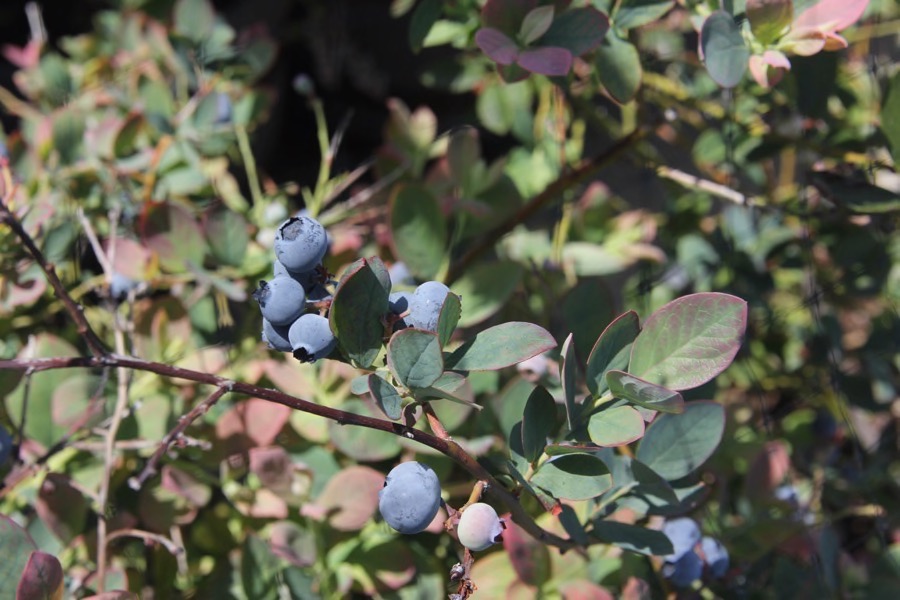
left=160, top=466, right=212, bottom=507
left=749, top=50, right=791, bottom=87
left=560, top=580, right=615, bottom=600
left=781, top=27, right=827, bottom=56
left=793, top=0, right=868, bottom=32
left=81, top=593, right=140, bottom=600
left=314, top=466, right=383, bottom=531
left=481, top=0, right=538, bottom=35
left=248, top=446, right=293, bottom=494
left=35, top=474, right=88, bottom=545
left=502, top=519, right=550, bottom=586
left=215, top=398, right=291, bottom=451
left=517, top=46, right=573, bottom=76
left=2, top=40, right=41, bottom=69
left=16, top=551, right=63, bottom=600
left=475, top=28, right=519, bottom=65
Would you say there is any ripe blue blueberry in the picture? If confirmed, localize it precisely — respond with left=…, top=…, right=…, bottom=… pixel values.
left=378, top=461, right=442, bottom=534
left=253, top=277, right=306, bottom=326
left=262, top=318, right=293, bottom=353
left=662, top=549, right=703, bottom=587
left=457, top=502, right=504, bottom=551
left=389, top=291, right=412, bottom=314
left=408, top=281, right=452, bottom=332
left=110, top=272, right=138, bottom=300
left=700, top=536, right=729, bottom=578
left=274, top=216, right=328, bottom=273
left=288, top=313, right=337, bottom=362
left=662, top=517, right=701, bottom=561
left=0, top=424, right=12, bottom=465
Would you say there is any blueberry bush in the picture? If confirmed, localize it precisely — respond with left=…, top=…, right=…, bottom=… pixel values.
left=0, top=0, right=897, bottom=598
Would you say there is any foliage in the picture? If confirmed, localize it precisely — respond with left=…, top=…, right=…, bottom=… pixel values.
left=0, top=0, right=898, bottom=598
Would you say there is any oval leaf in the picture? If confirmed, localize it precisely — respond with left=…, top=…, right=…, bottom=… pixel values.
left=531, top=453, right=612, bottom=501
left=329, top=259, right=390, bottom=369
left=0, top=516, right=37, bottom=599
left=388, top=329, right=444, bottom=389
left=700, top=11, right=750, bottom=88
left=596, top=31, right=642, bottom=104
left=517, top=46, right=573, bottom=76
left=451, top=260, right=523, bottom=327
left=437, top=291, right=461, bottom=347
left=522, top=386, right=557, bottom=463
left=539, top=6, right=609, bottom=56
left=447, top=322, right=557, bottom=371
left=17, top=551, right=64, bottom=600
left=475, top=28, right=520, bottom=65
left=389, top=184, right=447, bottom=280
left=636, top=401, right=725, bottom=480
left=587, top=405, right=645, bottom=447
left=560, top=333, right=579, bottom=430
left=628, top=293, right=747, bottom=391
left=606, top=371, right=684, bottom=414
left=369, top=374, right=403, bottom=420
left=586, top=310, right=640, bottom=397
left=590, top=521, right=674, bottom=556
left=519, top=6, right=555, bottom=45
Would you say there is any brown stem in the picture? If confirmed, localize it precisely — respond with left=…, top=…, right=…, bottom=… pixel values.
left=422, top=403, right=450, bottom=440
left=0, top=354, right=575, bottom=551
left=445, top=127, right=649, bottom=285
left=129, top=386, right=229, bottom=490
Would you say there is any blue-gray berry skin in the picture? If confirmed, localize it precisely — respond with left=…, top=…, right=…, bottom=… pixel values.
left=663, top=550, right=703, bottom=587
left=253, top=277, right=306, bottom=326
left=262, top=318, right=293, bottom=352
left=378, top=461, right=442, bottom=534
left=389, top=291, right=412, bottom=314
left=700, top=536, right=729, bottom=578
left=110, top=272, right=138, bottom=300
left=288, top=313, right=337, bottom=362
left=0, top=424, right=13, bottom=465
left=407, top=281, right=451, bottom=332
left=662, top=517, right=701, bottom=561
left=274, top=216, right=328, bottom=273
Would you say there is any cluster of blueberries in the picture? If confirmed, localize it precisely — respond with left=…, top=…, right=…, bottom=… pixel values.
left=257, top=214, right=458, bottom=360
left=255, top=215, right=338, bottom=362
left=662, top=517, right=730, bottom=587
left=379, top=461, right=504, bottom=551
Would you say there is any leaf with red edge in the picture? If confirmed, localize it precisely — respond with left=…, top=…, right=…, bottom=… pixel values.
left=517, top=47, right=573, bottom=76
left=35, top=473, right=89, bottom=545
left=314, top=466, right=384, bottom=531
left=17, top=551, right=63, bottom=600
left=475, top=28, right=520, bottom=65
left=0, top=516, right=37, bottom=599
left=502, top=519, right=551, bottom=587
left=793, top=0, right=869, bottom=32
left=628, top=293, right=747, bottom=391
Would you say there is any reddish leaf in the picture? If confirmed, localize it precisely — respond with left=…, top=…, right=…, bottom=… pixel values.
left=517, top=47, right=573, bottom=76
left=160, top=465, right=212, bottom=507
left=215, top=398, right=291, bottom=451
left=475, top=28, right=519, bottom=65
left=248, top=446, right=293, bottom=494
left=35, top=473, right=88, bottom=544
left=744, top=440, right=791, bottom=501
left=314, top=466, right=383, bottom=531
left=16, top=551, right=63, bottom=600
left=138, top=202, right=207, bottom=273
left=560, top=580, right=615, bottom=600
left=793, top=0, right=869, bottom=32
left=502, top=519, right=551, bottom=586
left=482, top=0, right=538, bottom=35
left=81, top=593, right=140, bottom=600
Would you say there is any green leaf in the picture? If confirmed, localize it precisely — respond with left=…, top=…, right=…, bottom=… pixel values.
left=139, top=202, right=208, bottom=274
left=0, top=515, right=37, bottom=599
left=436, top=291, right=461, bottom=348
left=369, top=374, right=403, bottom=420
left=387, top=329, right=444, bottom=389
left=241, top=534, right=280, bottom=599
left=451, top=260, right=523, bottom=327
left=389, top=184, right=447, bottom=280
left=476, top=80, right=533, bottom=136
left=700, top=11, right=749, bottom=88
left=329, top=400, right=402, bottom=461
left=490, top=376, right=536, bottom=442
left=561, top=278, right=614, bottom=361
left=204, top=209, right=248, bottom=267
left=596, top=30, right=642, bottom=104
left=530, top=454, right=612, bottom=501
left=883, top=71, right=900, bottom=160
left=174, top=0, right=216, bottom=42
left=590, top=521, right=674, bottom=556
left=447, top=127, right=481, bottom=186
left=367, top=256, right=392, bottom=294
left=52, top=110, right=85, bottom=165
left=521, top=386, right=557, bottom=463
left=538, top=7, right=609, bottom=56
left=606, top=371, right=684, bottom=414
left=614, top=0, right=674, bottom=30
left=811, top=171, right=900, bottom=214
left=519, top=6, right=555, bottom=45
left=628, top=293, right=746, bottom=391
left=447, top=322, right=557, bottom=371
left=559, top=333, right=579, bottom=431
left=409, top=0, right=442, bottom=53
left=636, top=401, right=725, bottom=480
left=587, top=405, right=645, bottom=446
left=414, top=371, right=478, bottom=407
left=586, top=310, right=640, bottom=397
left=329, top=259, right=390, bottom=369
left=746, top=0, right=793, bottom=45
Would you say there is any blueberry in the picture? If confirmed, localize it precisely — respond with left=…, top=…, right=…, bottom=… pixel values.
left=215, top=92, right=232, bottom=124
left=110, top=272, right=138, bottom=300
left=288, top=313, right=337, bottom=362
left=700, top=536, right=729, bottom=578
left=457, top=502, right=504, bottom=551
left=262, top=318, right=292, bottom=352
left=0, top=424, right=13, bottom=465
left=407, top=281, right=452, bottom=332
left=662, top=517, right=701, bottom=561
left=662, top=549, right=703, bottom=587
left=253, top=277, right=306, bottom=326
left=388, top=261, right=414, bottom=287
left=378, top=461, right=442, bottom=534
left=274, top=216, right=328, bottom=273
left=388, top=291, right=412, bottom=314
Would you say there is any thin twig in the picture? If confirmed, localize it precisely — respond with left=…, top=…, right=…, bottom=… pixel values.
left=446, top=126, right=649, bottom=284
left=130, top=385, right=229, bottom=490
left=422, top=403, right=450, bottom=440
left=106, top=528, right=183, bottom=557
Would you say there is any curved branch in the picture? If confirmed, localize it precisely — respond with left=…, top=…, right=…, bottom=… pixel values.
left=0, top=354, right=576, bottom=551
